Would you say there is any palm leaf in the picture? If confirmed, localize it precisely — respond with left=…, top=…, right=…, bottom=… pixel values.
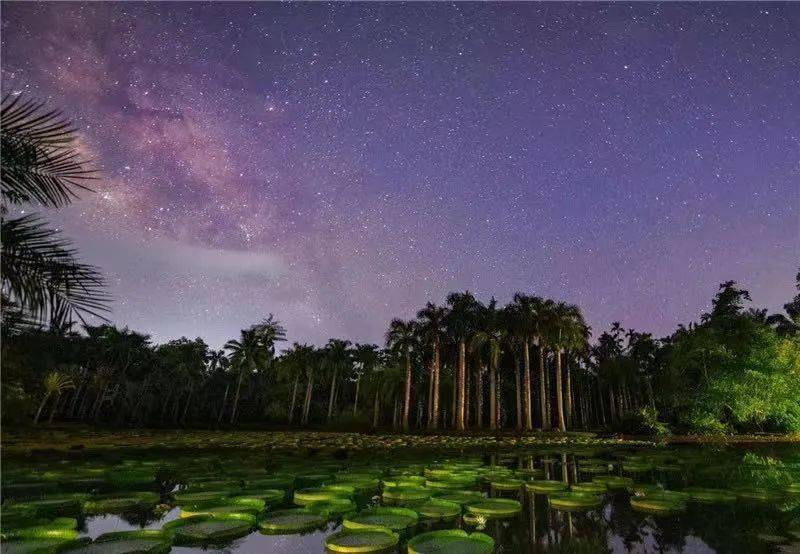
left=1, top=94, right=95, bottom=208
left=1, top=214, right=110, bottom=325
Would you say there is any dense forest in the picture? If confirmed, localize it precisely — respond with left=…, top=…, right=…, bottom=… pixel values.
left=3, top=277, right=799, bottom=435
left=2, top=95, right=799, bottom=436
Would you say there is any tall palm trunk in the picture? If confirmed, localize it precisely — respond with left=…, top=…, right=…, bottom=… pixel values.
left=465, top=362, right=471, bottom=426
left=230, top=366, right=246, bottom=424
left=393, top=398, right=399, bottom=429
left=302, top=368, right=314, bottom=425
left=353, top=377, right=360, bottom=416
left=34, top=392, right=51, bottom=425
left=538, top=346, right=549, bottom=430
left=514, top=362, right=522, bottom=431
left=327, top=367, right=339, bottom=421
left=289, top=374, right=299, bottom=424
left=372, top=388, right=380, bottom=428
left=523, top=340, right=533, bottom=430
left=489, top=360, right=497, bottom=431
left=430, top=341, right=441, bottom=429
left=475, top=367, right=484, bottom=429
left=218, top=383, right=229, bottom=423
left=402, top=348, right=412, bottom=430
left=48, top=392, right=62, bottom=424
left=564, top=358, right=572, bottom=427
left=182, top=384, right=194, bottom=423
left=457, top=340, right=466, bottom=430
left=555, top=348, right=566, bottom=432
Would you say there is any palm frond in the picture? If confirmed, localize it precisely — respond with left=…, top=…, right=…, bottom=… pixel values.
left=1, top=214, right=110, bottom=325
left=1, top=94, right=95, bottom=208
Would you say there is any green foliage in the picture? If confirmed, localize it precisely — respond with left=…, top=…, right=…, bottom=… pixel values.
left=620, top=406, right=671, bottom=437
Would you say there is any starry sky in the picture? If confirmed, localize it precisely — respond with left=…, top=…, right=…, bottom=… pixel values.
left=2, top=2, right=798, bottom=348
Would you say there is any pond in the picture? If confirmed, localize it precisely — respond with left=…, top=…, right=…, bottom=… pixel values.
left=2, top=441, right=799, bottom=553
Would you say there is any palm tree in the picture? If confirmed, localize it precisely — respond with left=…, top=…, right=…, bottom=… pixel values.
left=323, top=339, right=352, bottom=421
left=279, top=343, right=312, bottom=425
left=416, top=302, right=448, bottom=429
left=225, top=328, right=265, bottom=423
left=547, top=302, right=585, bottom=432
left=445, top=291, right=481, bottom=431
left=353, top=343, right=381, bottom=416
left=1, top=95, right=109, bottom=328
left=508, top=293, right=544, bottom=431
left=471, top=299, right=506, bottom=430
left=34, top=370, right=74, bottom=424
left=386, top=319, right=417, bottom=430
left=252, top=315, right=286, bottom=416
left=207, top=350, right=230, bottom=423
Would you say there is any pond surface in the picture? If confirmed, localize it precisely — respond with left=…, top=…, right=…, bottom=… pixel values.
left=2, top=442, right=799, bottom=553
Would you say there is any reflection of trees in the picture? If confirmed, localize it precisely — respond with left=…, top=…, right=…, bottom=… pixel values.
left=603, top=494, right=647, bottom=551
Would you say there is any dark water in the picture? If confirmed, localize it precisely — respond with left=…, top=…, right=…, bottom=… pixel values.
left=2, top=443, right=799, bottom=553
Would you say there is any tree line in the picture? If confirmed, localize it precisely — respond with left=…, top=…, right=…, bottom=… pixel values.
left=3, top=277, right=799, bottom=434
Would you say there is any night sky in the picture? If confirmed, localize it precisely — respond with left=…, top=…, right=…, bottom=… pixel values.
left=2, top=3, right=798, bottom=348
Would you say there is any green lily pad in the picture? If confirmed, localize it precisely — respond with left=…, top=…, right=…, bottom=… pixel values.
left=324, top=528, right=399, bottom=553
left=382, top=486, right=431, bottom=505
left=732, top=487, right=784, bottom=502
left=465, top=498, right=522, bottom=518
left=570, top=482, right=607, bottom=495
left=630, top=497, right=687, bottom=514
left=407, top=529, right=494, bottom=554
left=162, top=513, right=255, bottom=545
left=525, top=480, right=568, bottom=494
left=549, top=492, right=603, bottom=511
left=414, top=498, right=461, bottom=521
left=490, top=478, right=523, bottom=491
left=61, top=530, right=170, bottom=554
left=172, top=490, right=230, bottom=508
left=293, top=487, right=349, bottom=506
left=83, top=492, right=160, bottom=514
left=306, top=497, right=356, bottom=517
left=258, top=509, right=327, bottom=534
left=343, top=506, right=418, bottom=533
left=432, top=490, right=484, bottom=506
left=592, top=476, right=634, bottom=490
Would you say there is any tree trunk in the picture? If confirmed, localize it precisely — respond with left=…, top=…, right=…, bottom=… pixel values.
left=539, top=347, right=549, bottom=430
left=302, top=368, right=314, bottom=425
left=327, top=367, right=338, bottom=421
left=457, top=340, right=466, bottom=430
left=403, top=349, right=412, bottom=430
left=353, top=377, right=360, bottom=416
left=47, top=392, right=62, bottom=424
left=230, top=369, right=244, bottom=424
left=430, top=341, right=441, bottom=429
left=393, top=398, right=399, bottom=429
left=555, top=349, right=566, bottom=432
left=34, top=392, right=50, bottom=424
left=514, top=361, right=522, bottom=431
left=564, top=358, right=572, bottom=428
left=288, top=374, right=299, bottom=424
left=475, top=366, right=484, bottom=429
left=489, top=360, right=497, bottom=431
left=182, top=385, right=194, bottom=423
left=218, top=383, right=229, bottom=423
left=465, top=361, right=471, bottom=427
left=373, top=389, right=380, bottom=428
left=523, top=340, right=533, bottom=431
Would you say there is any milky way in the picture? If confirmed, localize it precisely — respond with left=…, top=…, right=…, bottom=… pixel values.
left=2, top=3, right=798, bottom=347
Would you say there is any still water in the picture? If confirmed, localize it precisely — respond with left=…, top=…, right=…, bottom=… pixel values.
left=2, top=443, right=799, bottom=553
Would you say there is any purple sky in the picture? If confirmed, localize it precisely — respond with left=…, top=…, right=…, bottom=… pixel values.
left=2, top=2, right=798, bottom=348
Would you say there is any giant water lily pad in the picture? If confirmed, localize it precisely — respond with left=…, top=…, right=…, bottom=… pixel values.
left=294, top=487, right=348, bottom=506
left=306, top=497, right=356, bottom=517
left=490, top=478, right=523, bottom=491
left=415, top=498, right=461, bottom=521
left=163, top=513, right=255, bottom=545
left=630, top=496, right=687, bottom=514
left=343, top=506, right=418, bottom=533
left=172, top=490, right=230, bottom=508
left=465, top=498, right=522, bottom=518
left=525, top=480, right=568, bottom=494
left=324, top=528, right=399, bottom=553
left=570, top=482, right=607, bottom=495
left=407, top=529, right=494, bottom=554
left=258, top=509, right=327, bottom=534
left=83, top=492, right=160, bottom=514
left=548, top=492, right=603, bottom=511
left=592, top=476, right=634, bottom=490
left=382, top=486, right=431, bottom=505
left=8, top=497, right=83, bottom=518
left=732, top=487, right=784, bottom=502
left=433, top=490, right=484, bottom=506
left=61, top=530, right=170, bottom=554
